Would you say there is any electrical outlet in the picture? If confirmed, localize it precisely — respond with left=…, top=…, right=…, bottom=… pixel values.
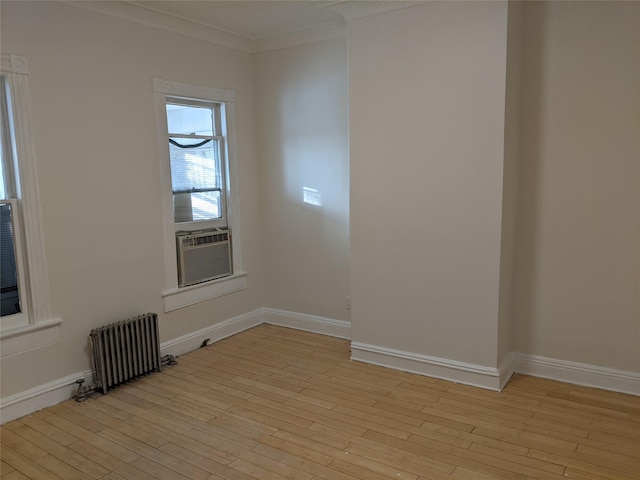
left=345, top=296, right=351, bottom=310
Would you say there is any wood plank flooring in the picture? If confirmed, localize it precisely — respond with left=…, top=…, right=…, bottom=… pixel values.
left=1, top=324, right=639, bottom=480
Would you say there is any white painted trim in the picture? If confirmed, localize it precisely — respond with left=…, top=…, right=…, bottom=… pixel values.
left=328, top=1, right=423, bottom=21
left=0, top=317, right=62, bottom=358
left=153, top=78, right=235, bottom=103
left=161, top=308, right=264, bottom=359
left=65, top=0, right=347, bottom=53
left=0, top=309, right=263, bottom=424
left=67, top=1, right=254, bottom=53
left=162, top=272, right=248, bottom=312
left=254, top=23, right=346, bottom=53
left=351, top=342, right=502, bottom=391
left=4, top=310, right=640, bottom=424
left=263, top=308, right=351, bottom=339
left=153, top=78, right=245, bottom=309
left=1, top=54, right=62, bottom=353
left=498, top=351, right=517, bottom=391
left=513, top=353, right=640, bottom=396
left=0, top=370, right=90, bottom=424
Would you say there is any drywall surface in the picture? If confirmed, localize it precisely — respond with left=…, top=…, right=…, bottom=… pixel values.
left=497, top=1, right=524, bottom=367
left=0, top=1, right=262, bottom=397
left=349, top=2, right=508, bottom=368
left=514, top=1, right=640, bottom=372
left=255, top=38, right=350, bottom=321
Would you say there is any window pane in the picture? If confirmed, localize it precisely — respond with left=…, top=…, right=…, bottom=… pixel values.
left=169, top=138, right=221, bottom=193
left=0, top=147, right=6, bottom=200
left=170, top=137, right=222, bottom=223
left=0, top=203, right=21, bottom=316
left=173, top=191, right=221, bottom=223
left=166, top=104, right=213, bottom=136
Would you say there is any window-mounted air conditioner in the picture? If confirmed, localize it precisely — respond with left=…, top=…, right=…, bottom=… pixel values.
left=176, top=228, right=232, bottom=287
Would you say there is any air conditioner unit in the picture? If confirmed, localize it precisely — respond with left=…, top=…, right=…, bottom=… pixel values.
left=176, top=228, right=232, bottom=287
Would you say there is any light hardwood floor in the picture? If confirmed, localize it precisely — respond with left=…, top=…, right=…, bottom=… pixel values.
left=1, top=324, right=639, bottom=480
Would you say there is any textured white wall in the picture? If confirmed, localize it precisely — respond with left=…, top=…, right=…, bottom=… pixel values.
left=514, top=1, right=640, bottom=372
left=0, top=1, right=263, bottom=397
left=255, top=38, right=350, bottom=321
left=349, top=2, right=508, bottom=368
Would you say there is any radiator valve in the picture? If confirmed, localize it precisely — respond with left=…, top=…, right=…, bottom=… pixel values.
left=75, top=378, right=95, bottom=402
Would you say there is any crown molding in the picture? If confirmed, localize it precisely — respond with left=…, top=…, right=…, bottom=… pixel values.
left=325, top=1, right=423, bottom=21
left=255, top=22, right=346, bottom=54
left=65, top=1, right=413, bottom=54
left=66, top=1, right=254, bottom=53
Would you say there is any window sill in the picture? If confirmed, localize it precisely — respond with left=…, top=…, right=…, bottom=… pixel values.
left=162, top=272, right=247, bottom=312
left=0, top=317, right=62, bottom=358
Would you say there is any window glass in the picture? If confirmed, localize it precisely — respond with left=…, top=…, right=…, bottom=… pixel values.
left=0, top=76, right=22, bottom=318
left=0, top=202, right=20, bottom=316
left=166, top=104, right=213, bottom=136
left=166, top=101, right=223, bottom=224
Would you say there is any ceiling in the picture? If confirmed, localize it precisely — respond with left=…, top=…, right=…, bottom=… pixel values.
left=68, top=1, right=419, bottom=52
left=129, top=1, right=344, bottom=40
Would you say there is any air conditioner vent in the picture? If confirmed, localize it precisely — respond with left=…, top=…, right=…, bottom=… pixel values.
left=176, top=228, right=232, bottom=287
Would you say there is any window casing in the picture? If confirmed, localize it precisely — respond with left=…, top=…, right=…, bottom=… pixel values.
left=154, top=79, right=245, bottom=312
left=0, top=55, right=61, bottom=356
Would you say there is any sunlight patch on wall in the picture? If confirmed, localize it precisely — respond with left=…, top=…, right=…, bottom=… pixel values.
left=303, top=186, right=322, bottom=206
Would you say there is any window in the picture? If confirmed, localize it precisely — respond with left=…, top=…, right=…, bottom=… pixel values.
left=1, top=76, right=27, bottom=324
left=166, top=99, right=226, bottom=228
left=1, top=55, right=61, bottom=357
left=154, top=79, right=246, bottom=312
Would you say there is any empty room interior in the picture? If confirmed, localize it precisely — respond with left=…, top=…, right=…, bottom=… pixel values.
left=1, top=1, right=639, bottom=479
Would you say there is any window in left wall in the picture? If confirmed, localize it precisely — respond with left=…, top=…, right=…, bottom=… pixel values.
left=0, top=55, right=61, bottom=357
left=0, top=75, right=26, bottom=322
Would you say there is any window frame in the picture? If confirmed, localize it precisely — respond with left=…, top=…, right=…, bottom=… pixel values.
left=0, top=55, right=61, bottom=357
left=166, top=97, right=227, bottom=230
left=153, top=78, right=246, bottom=312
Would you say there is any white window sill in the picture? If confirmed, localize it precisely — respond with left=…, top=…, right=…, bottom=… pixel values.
left=0, top=317, right=62, bottom=358
left=162, top=272, right=247, bottom=312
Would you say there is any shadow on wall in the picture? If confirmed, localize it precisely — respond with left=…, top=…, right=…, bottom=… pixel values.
left=513, top=2, right=546, bottom=355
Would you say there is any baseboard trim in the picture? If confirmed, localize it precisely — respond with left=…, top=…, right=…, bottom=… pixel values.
left=263, top=308, right=351, bottom=339
left=160, top=308, right=264, bottom=358
left=0, top=307, right=348, bottom=423
left=351, top=342, right=502, bottom=391
left=513, top=353, right=640, bottom=396
left=498, top=351, right=517, bottom=391
left=0, top=370, right=94, bottom=424
left=5, top=310, right=639, bottom=423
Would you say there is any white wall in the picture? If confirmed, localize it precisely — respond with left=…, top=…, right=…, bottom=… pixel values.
left=349, top=2, right=508, bottom=368
left=0, top=1, right=263, bottom=398
left=498, top=2, right=524, bottom=366
left=514, top=1, right=640, bottom=372
left=255, top=38, right=350, bottom=321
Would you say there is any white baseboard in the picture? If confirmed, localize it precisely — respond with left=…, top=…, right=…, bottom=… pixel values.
left=263, top=308, right=351, bottom=339
left=0, top=307, right=347, bottom=423
left=498, top=351, right=517, bottom=391
left=5, top=309, right=639, bottom=423
left=512, top=353, right=640, bottom=396
left=160, top=308, right=264, bottom=358
left=351, top=342, right=502, bottom=391
left=0, top=370, right=94, bottom=424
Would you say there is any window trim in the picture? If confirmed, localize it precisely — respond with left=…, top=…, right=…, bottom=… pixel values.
left=0, top=55, right=62, bottom=357
left=153, top=78, right=245, bottom=312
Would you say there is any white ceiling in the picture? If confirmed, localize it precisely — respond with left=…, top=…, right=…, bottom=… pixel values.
left=129, top=1, right=344, bottom=40
left=127, top=1, right=418, bottom=41
left=69, top=1, right=419, bottom=52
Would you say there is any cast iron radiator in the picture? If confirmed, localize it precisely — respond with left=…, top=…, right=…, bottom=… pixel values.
left=76, top=312, right=175, bottom=401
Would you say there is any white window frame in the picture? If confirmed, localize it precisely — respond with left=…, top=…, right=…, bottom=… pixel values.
left=0, top=55, right=61, bottom=357
left=153, top=78, right=246, bottom=312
